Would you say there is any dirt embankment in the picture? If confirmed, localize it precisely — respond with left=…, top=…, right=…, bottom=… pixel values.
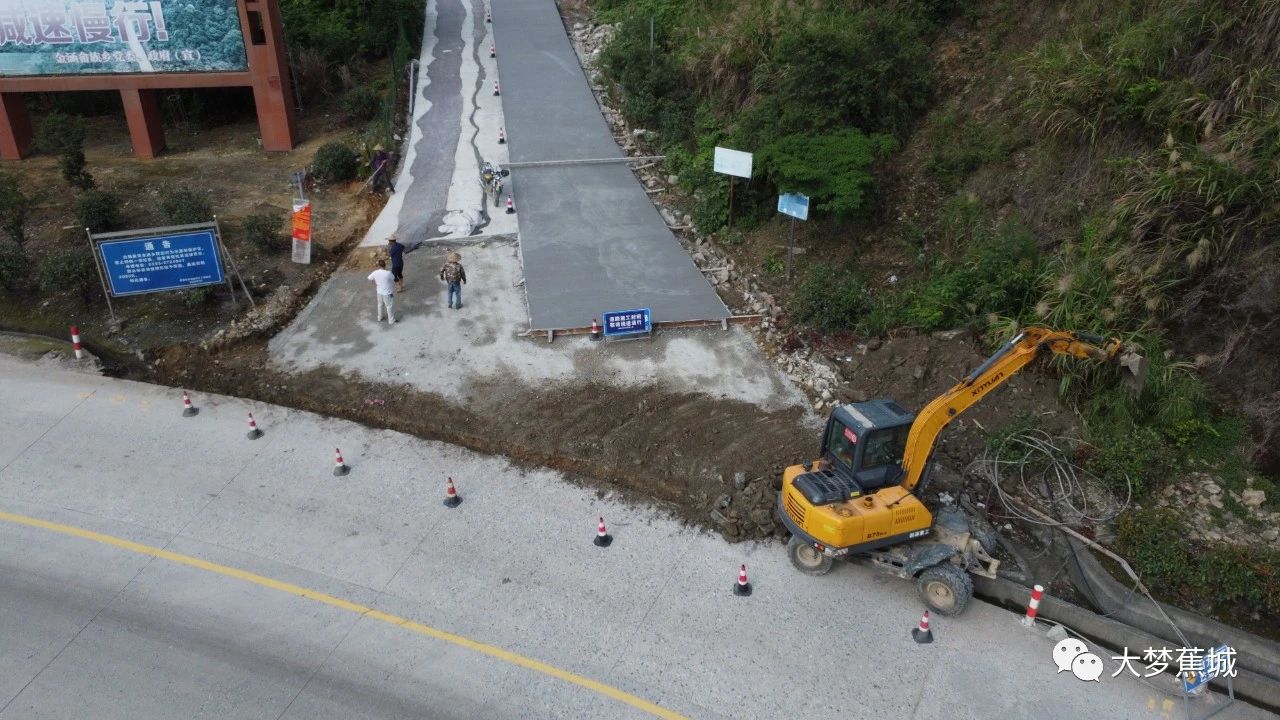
left=131, top=319, right=1076, bottom=545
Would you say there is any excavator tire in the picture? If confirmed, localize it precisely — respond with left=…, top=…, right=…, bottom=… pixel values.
left=787, top=535, right=835, bottom=576
left=916, top=563, right=973, bottom=616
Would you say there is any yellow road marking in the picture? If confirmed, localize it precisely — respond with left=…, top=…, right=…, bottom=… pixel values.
left=0, top=509, right=686, bottom=720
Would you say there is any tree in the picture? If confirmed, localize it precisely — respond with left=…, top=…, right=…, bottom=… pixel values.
left=0, top=173, right=32, bottom=243
left=34, top=112, right=94, bottom=190
left=759, top=129, right=897, bottom=219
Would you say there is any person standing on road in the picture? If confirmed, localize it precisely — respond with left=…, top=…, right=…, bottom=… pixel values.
left=386, top=233, right=426, bottom=292
left=439, top=251, right=467, bottom=310
left=368, top=259, right=396, bottom=324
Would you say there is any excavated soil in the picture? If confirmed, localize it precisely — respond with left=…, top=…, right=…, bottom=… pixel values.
left=138, top=323, right=1081, bottom=544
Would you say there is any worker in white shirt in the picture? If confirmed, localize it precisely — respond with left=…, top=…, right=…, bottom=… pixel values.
left=368, top=259, right=397, bottom=324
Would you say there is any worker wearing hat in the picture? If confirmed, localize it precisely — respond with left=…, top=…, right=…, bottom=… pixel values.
left=439, top=251, right=467, bottom=310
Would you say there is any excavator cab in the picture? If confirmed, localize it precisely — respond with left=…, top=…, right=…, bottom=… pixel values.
left=820, top=401, right=915, bottom=492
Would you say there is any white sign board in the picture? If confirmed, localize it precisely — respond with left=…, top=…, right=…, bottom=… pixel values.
left=713, top=147, right=753, bottom=178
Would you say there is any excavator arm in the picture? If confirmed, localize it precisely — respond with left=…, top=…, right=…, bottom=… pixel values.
left=897, top=328, right=1147, bottom=492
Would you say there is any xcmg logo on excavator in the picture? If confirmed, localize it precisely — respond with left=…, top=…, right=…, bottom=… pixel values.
left=970, top=370, right=1006, bottom=397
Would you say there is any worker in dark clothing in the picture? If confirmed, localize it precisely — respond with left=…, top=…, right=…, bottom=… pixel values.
left=386, top=233, right=426, bottom=292
left=371, top=145, right=395, bottom=193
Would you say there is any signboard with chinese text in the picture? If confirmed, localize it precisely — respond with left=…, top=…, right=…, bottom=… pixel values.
left=291, top=198, right=311, bottom=264
left=778, top=192, right=810, bottom=221
left=603, top=308, right=651, bottom=337
left=0, top=0, right=247, bottom=76
left=713, top=147, right=752, bottom=178
left=96, top=228, right=223, bottom=296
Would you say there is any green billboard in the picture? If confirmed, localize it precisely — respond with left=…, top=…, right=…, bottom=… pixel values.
left=0, top=0, right=248, bottom=76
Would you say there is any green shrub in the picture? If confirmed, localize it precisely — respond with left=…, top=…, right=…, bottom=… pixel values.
left=923, top=109, right=1020, bottom=190
left=312, top=142, right=358, bottom=183
left=160, top=187, right=212, bottom=225
left=791, top=264, right=872, bottom=332
left=0, top=173, right=31, bottom=243
left=759, top=129, right=897, bottom=220
left=36, top=248, right=97, bottom=297
left=0, top=239, right=27, bottom=291
left=342, top=86, right=383, bottom=123
left=242, top=212, right=283, bottom=250
left=34, top=111, right=94, bottom=189
left=74, top=190, right=121, bottom=233
left=182, top=286, right=214, bottom=308
left=1114, top=508, right=1195, bottom=593
left=1116, top=508, right=1280, bottom=619
left=890, top=212, right=1045, bottom=333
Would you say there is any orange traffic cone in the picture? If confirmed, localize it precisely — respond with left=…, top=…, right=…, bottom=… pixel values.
left=733, top=564, right=752, bottom=596
left=444, top=477, right=462, bottom=508
left=246, top=413, right=263, bottom=439
left=912, top=611, right=934, bottom=644
left=593, top=517, right=613, bottom=547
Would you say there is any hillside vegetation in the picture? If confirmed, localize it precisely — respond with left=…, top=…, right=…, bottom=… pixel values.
left=592, top=0, right=1280, bottom=626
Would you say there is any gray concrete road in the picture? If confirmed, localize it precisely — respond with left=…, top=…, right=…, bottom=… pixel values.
left=1, top=355, right=1271, bottom=720
left=363, top=0, right=516, bottom=245
left=493, top=0, right=727, bottom=329
left=271, top=240, right=805, bottom=411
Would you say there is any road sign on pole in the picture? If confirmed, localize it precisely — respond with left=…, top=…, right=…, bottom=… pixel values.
left=777, top=192, right=810, bottom=279
left=714, top=147, right=753, bottom=233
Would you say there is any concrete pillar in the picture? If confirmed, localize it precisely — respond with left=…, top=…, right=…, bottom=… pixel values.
left=252, top=76, right=295, bottom=151
left=120, top=88, right=165, bottom=159
left=246, top=0, right=297, bottom=152
left=0, top=93, right=34, bottom=160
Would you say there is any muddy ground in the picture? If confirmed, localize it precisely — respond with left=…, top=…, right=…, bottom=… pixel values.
left=128, top=315, right=1076, bottom=548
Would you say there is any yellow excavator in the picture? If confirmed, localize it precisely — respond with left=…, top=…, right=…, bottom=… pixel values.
left=777, top=327, right=1147, bottom=615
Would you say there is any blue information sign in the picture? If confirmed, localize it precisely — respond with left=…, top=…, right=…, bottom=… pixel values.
left=97, top=230, right=225, bottom=297
left=1182, top=645, right=1231, bottom=693
left=603, top=308, right=652, bottom=337
left=778, top=192, right=810, bottom=221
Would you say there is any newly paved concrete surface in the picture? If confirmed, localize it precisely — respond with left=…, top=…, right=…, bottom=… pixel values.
left=271, top=240, right=804, bottom=411
left=1, top=355, right=1274, bottom=720
left=492, top=0, right=727, bottom=329
left=362, top=0, right=516, bottom=246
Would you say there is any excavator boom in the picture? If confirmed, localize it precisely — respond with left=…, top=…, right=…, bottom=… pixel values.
left=898, top=328, right=1146, bottom=492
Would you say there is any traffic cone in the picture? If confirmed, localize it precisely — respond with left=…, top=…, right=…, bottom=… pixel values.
left=590, top=318, right=602, bottom=341
left=498, top=127, right=505, bottom=144
left=593, top=517, right=613, bottom=547
left=182, top=391, right=198, bottom=417
left=733, top=564, right=752, bottom=597
left=444, top=477, right=462, bottom=507
left=246, top=413, right=263, bottom=439
left=493, top=80, right=500, bottom=96
left=333, top=448, right=350, bottom=476
left=912, top=611, right=934, bottom=644
left=505, top=195, right=515, bottom=214
left=489, top=44, right=496, bottom=58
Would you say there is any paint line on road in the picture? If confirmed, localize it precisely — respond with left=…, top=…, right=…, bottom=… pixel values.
left=0, top=508, right=687, bottom=720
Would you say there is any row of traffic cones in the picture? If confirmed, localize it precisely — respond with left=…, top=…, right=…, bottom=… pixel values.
left=486, top=6, right=516, bottom=216
left=183, top=390, right=937, bottom=616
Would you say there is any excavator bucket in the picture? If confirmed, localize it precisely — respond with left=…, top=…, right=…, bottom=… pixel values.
left=1118, top=347, right=1148, bottom=395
